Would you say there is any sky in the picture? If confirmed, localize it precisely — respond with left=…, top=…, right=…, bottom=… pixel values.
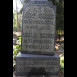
left=13, top=0, right=23, bottom=12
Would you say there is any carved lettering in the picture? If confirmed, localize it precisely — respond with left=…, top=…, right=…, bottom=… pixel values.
left=24, top=25, right=50, bottom=30
left=22, top=5, right=56, bottom=53
left=40, top=33, right=54, bottom=38
left=17, top=57, right=59, bottom=72
left=22, top=33, right=54, bottom=38
left=23, top=45, right=50, bottom=49
left=23, top=19, right=53, bottom=24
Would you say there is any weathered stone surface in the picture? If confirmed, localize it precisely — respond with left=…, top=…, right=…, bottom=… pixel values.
left=16, top=53, right=60, bottom=76
left=21, top=0, right=56, bottom=55
left=16, top=0, right=60, bottom=76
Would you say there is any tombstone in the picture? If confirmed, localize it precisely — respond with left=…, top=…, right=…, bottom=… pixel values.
left=21, top=0, right=56, bottom=55
left=16, top=0, right=60, bottom=77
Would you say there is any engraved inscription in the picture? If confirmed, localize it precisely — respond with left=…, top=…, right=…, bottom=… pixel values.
left=22, top=38, right=54, bottom=51
left=23, top=19, right=54, bottom=24
left=23, top=45, right=50, bottom=49
left=17, top=58, right=59, bottom=72
left=24, top=6, right=55, bottom=19
left=22, top=5, right=56, bottom=53
left=24, top=25, right=51, bottom=30
left=22, top=33, right=55, bottom=38
left=17, top=61, right=24, bottom=72
left=23, top=39, right=52, bottom=44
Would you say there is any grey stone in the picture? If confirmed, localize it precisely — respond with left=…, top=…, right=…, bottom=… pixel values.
left=16, top=0, right=60, bottom=76
left=21, top=0, right=56, bottom=55
left=31, top=0, right=48, bottom=1
left=14, top=71, right=59, bottom=77
left=25, top=0, right=48, bottom=3
left=16, top=53, right=60, bottom=76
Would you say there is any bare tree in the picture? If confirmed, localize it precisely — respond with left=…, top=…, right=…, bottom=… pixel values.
left=16, top=0, right=20, bottom=32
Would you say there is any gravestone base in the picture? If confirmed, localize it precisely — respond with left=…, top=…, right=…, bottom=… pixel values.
left=16, top=53, right=60, bottom=76
left=14, top=75, right=59, bottom=77
left=14, top=71, right=59, bottom=77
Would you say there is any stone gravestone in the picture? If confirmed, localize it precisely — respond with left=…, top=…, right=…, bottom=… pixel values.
left=16, top=0, right=60, bottom=77
left=21, top=0, right=56, bottom=55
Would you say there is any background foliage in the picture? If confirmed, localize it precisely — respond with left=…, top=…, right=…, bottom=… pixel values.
left=49, top=0, right=64, bottom=30
left=13, top=34, right=21, bottom=71
left=59, top=53, right=64, bottom=73
left=13, top=13, right=17, bottom=32
left=13, top=13, right=22, bottom=32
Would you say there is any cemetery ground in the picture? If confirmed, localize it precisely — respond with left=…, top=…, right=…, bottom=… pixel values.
left=13, top=32, right=64, bottom=77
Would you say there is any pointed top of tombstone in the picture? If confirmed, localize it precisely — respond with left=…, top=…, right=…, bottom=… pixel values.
left=25, top=0, right=48, bottom=3
left=31, top=0, right=48, bottom=1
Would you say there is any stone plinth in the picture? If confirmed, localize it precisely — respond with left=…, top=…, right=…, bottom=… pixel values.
left=16, top=53, right=60, bottom=76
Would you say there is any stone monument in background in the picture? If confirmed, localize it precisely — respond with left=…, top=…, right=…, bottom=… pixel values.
left=16, top=0, right=60, bottom=77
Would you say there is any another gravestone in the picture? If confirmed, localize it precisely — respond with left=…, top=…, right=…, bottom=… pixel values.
left=16, top=0, right=60, bottom=77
